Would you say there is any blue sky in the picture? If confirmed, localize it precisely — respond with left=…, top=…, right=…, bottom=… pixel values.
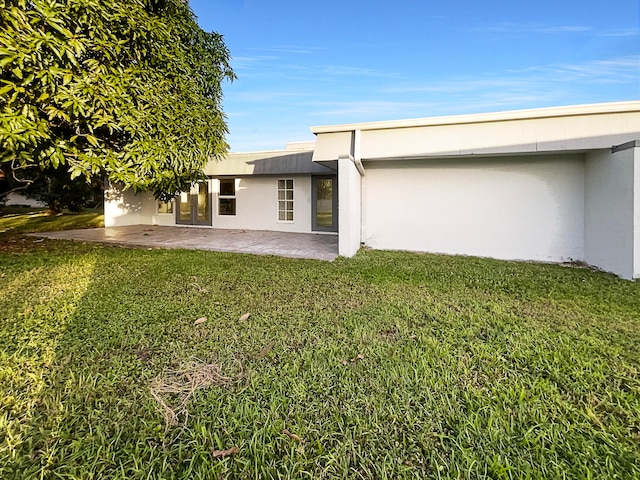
left=190, top=0, right=640, bottom=152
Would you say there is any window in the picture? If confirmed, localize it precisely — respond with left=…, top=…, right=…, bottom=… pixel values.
left=218, top=179, right=236, bottom=215
left=278, top=179, right=294, bottom=222
left=157, top=199, right=173, bottom=214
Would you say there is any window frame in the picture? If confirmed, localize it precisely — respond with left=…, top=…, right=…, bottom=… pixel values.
left=218, top=178, right=236, bottom=216
left=277, top=178, right=294, bottom=223
left=157, top=198, right=174, bottom=215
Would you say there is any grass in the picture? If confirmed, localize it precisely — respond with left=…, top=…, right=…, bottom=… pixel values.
left=0, top=211, right=639, bottom=479
left=0, top=206, right=103, bottom=238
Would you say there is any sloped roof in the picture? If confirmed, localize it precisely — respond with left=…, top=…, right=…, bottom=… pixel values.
left=204, top=149, right=334, bottom=176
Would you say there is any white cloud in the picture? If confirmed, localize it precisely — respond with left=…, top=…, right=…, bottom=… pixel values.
left=224, top=54, right=640, bottom=150
left=522, top=55, right=640, bottom=83
left=472, top=23, right=592, bottom=34
left=596, top=29, right=640, bottom=37
left=245, top=45, right=323, bottom=55
left=386, top=56, right=640, bottom=97
left=286, top=64, right=400, bottom=79
left=226, top=127, right=316, bottom=152
left=307, top=93, right=560, bottom=120
left=231, top=55, right=279, bottom=70
left=299, top=55, right=639, bottom=124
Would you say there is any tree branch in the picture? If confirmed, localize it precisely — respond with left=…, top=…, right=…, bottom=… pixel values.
left=0, top=181, right=34, bottom=200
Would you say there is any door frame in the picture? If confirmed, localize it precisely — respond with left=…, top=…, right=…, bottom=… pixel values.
left=176, top=180, right=212, bottom=226
left=311, top=175, right=338, bottom=232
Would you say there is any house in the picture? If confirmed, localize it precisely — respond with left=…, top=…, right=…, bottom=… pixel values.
left=3, top=193, right=46, bottom=207
left=105, top=101, right=640, bottom=279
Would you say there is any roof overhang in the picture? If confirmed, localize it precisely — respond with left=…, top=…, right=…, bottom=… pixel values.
left=205, top=149, right=335, bottom=176
left=311, top=101, right=640, bottom=162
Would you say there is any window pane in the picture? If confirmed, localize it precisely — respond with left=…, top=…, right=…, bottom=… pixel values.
left=219, top=198, right=236, bottom=215
left=197, top=183, right=209, bottom=222
left=278, top=179, right=294, bottom=222
left=315, top=178, right=333, bottom=227
left=179, top=192, right=191, bottom=221
left=317, top=179, right=332, bottom=199
left=220, top=179, right=235, bottom=196
left=158, top=200, right=173, bottom=214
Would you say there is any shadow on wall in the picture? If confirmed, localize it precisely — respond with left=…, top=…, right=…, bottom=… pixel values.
left=104, top=183, right=147, bottom=227
left=105, top=184, right=145, bottom=214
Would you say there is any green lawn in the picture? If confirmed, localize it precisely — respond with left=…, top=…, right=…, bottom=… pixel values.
left=1, top=212, right=639, bottom=479
left=0, top=207, right=103, bottom=238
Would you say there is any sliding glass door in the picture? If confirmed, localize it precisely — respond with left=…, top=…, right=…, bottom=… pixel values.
left=312, top=176, right=337, bottom=232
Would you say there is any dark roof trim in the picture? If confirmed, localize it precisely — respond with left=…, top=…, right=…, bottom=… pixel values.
left=612, top=140, right=640, bottom=153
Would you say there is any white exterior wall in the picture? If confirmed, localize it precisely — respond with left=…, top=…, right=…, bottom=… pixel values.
left=104, top=177, right=315, bottom=233
left=4, top=193, right=46, bottom=207
left=211, top=176, right=313, bottom=233
left=635, top=147, right=640, bottom=279
left=104, top=181, right=156, bottom=227
left=362, top=155, right=585, bottom=262
left=584, top=148, right=638, bottom=279
left=154, top=209, right=176, bottom=226
left=338, top=155, right=362, bottom=257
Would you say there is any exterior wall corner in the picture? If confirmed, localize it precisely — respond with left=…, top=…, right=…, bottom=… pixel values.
left=338, top=155, right=362, bottom=257
left=584, top=148, right=636, bottom=279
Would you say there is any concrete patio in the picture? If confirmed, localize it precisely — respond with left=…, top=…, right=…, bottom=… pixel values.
left=31, top=225, right=339, bottom=260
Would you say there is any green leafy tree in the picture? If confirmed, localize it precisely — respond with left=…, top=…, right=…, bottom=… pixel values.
left=0, top=0, right=234, bottom=200
left=24, top=167, right=103, bottom=213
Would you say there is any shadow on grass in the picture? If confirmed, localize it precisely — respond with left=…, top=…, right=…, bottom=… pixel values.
left=1, top=245, right=640, bottom=478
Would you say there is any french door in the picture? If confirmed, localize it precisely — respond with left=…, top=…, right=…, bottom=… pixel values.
left=176, top=181, right=211, bottom=226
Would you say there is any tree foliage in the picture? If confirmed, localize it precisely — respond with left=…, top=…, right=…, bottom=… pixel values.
left=23, top=167, right=103, bottom=213
left=0, top=0, right=235, bottom=198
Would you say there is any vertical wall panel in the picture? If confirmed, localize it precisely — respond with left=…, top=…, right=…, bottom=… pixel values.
left=362, top=155, right=585, bottom=262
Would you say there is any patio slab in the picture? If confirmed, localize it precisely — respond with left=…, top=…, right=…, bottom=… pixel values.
left=30, top=225, right=339, bottom=261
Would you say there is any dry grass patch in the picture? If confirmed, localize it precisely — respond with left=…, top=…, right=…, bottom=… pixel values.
left=150, top=360, right=240, bottom=427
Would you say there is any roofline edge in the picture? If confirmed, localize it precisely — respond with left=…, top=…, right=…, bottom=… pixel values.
left=310, top=101, right=640, bottom=135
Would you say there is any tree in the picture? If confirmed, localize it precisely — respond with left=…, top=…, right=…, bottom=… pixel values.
left=0, top=0, right=234, bottom=200
left=24, top=167, right=103, bottom=213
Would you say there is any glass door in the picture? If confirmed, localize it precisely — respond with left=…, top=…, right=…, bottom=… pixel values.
left=312, top=176, right=338, bottom=232
left=176, top=181, right=211, bottom=226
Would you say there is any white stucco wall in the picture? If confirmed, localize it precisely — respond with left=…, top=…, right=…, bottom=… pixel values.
left=584, top=148, right=638, bottom=279
left=635, top=147, right=640, bottom=279
left=104, top=181, right=156, bottom=227
left=105, top=177, right=314, bottom=233
left=154, top=210, right=176, bottom=226
left=337, top=155, right=362, bottom=257
left=362, top=155, right=585, bottom=262
left=211, top=176, right=313, bottom=233
left=4, top=193, right=46, bottom=207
